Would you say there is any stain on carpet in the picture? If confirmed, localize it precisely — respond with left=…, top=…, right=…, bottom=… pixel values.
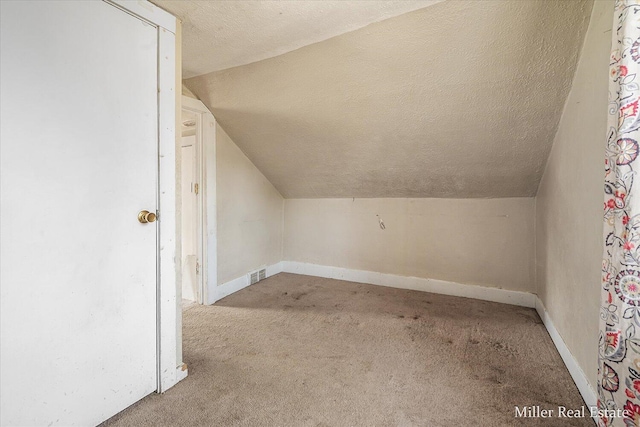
left=102, top=273, right=592, bottom=427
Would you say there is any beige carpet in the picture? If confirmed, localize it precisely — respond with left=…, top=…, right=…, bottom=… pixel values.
left=103, top=273, right=591, bottom=426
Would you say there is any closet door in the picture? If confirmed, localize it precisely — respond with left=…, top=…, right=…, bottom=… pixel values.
left=1, top=1, right=159, bottom=425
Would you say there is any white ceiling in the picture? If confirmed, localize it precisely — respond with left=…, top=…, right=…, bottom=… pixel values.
left=185, top=0, right=594, bottom=199
left=152, top=0, right=444, bottom=78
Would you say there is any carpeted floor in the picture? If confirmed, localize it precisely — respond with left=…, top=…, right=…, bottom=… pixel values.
left=103, top=273, right=592, bottom=426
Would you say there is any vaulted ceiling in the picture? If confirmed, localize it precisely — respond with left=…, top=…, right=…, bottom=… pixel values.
left=175, top=0, right=593, bottom=198
left=153, top=0, right=444, bottom=78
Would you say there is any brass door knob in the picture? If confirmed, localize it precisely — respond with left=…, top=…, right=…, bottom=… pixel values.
left=138, top=210, right=157, bottom=224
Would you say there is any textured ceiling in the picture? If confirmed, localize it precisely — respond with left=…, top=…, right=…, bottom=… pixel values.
left=152, top=0, right=443, bottom=78
left=185, top=0, right=594, bottom=199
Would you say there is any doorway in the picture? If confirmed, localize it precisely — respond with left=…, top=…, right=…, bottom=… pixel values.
left=179, top=96, right=217, bottom=308
left=181, top=109, right=202, bottom=305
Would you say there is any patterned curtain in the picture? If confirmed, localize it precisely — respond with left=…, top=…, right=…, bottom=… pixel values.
left=600, top=1, right=640, bottom=426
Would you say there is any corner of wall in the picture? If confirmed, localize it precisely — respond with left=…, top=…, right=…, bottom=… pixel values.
left=531, top=0, right=612, bottom=394
left=281, top=197, right=286, bottom=262
left=533, top=0, right=595, bottom=200
left=533, top=196, right=538, bottom=297
left=182, top=82, right=199, bottom=100
left=214, top=124, right=285, bottom=289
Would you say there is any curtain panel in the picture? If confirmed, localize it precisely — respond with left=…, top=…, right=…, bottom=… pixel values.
left=601, top=1, right=640, bottom=426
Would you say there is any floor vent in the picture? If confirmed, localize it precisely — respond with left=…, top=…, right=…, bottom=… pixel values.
left=249, top=268, right=267, bottom=285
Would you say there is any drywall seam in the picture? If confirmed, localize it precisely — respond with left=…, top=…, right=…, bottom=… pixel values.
left=281, top=261, right=536, bottom=307
left=535, top=298, right=597, bottom=420
left=213, top=262, right=283, bottom=303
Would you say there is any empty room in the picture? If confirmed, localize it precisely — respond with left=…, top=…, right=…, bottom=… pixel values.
left=0, top=0, right=635, bottom=425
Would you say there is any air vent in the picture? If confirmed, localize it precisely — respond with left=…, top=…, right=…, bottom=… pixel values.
left=250, top=272, right=259, bottom=285
left=248, top=268, right=268, bottom=286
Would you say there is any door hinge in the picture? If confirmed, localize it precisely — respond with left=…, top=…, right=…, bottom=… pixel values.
left=194, top=183, right=199, bottom=195
left=196, top=260, right=200, bottom=275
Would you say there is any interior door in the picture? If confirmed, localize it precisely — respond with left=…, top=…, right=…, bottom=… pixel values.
left=1, top=1, right=159, bottom=425
left=181, top=135, right=199, bottom=302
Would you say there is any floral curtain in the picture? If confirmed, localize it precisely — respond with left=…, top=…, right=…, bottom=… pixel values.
left=600, top=1, right=640, bottom=426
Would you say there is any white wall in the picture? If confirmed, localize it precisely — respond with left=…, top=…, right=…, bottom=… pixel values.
left=536, top=0, right=611, bottom=389
left=285, top=198, right=535, bottom=292
left=216, top=125, right=284, bottom=285
left=185, top=0, right=609, bottom=407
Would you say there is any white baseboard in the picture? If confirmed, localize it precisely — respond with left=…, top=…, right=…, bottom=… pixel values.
left=281, top=261, right=596, bottom=417
left=281, top=261, right=536, bottom=308
left=211, top=260, right=596, bottom=419
left=534, top=298, right=597, bottom=413
left=212, top=262, right=283, bottom=303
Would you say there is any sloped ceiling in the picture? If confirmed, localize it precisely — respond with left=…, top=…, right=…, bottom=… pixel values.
left=185, top=0, right=594, bottom=199
left=152, top=0, right=444, bottom=78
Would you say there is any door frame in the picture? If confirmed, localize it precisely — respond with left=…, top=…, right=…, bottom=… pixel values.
left=105, top=0, right=181, bottom=394
left=179, top=104, right=204, bottom=305
left=181, top=95, right=217, bottom=306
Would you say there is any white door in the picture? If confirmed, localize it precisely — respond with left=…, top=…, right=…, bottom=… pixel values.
left=1, top=2, right=159, bottom=425
left=181, top=135, right=199, bottom=302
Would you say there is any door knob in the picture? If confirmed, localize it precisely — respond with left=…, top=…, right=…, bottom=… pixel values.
left=138, top=210, right=156, bottom=224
